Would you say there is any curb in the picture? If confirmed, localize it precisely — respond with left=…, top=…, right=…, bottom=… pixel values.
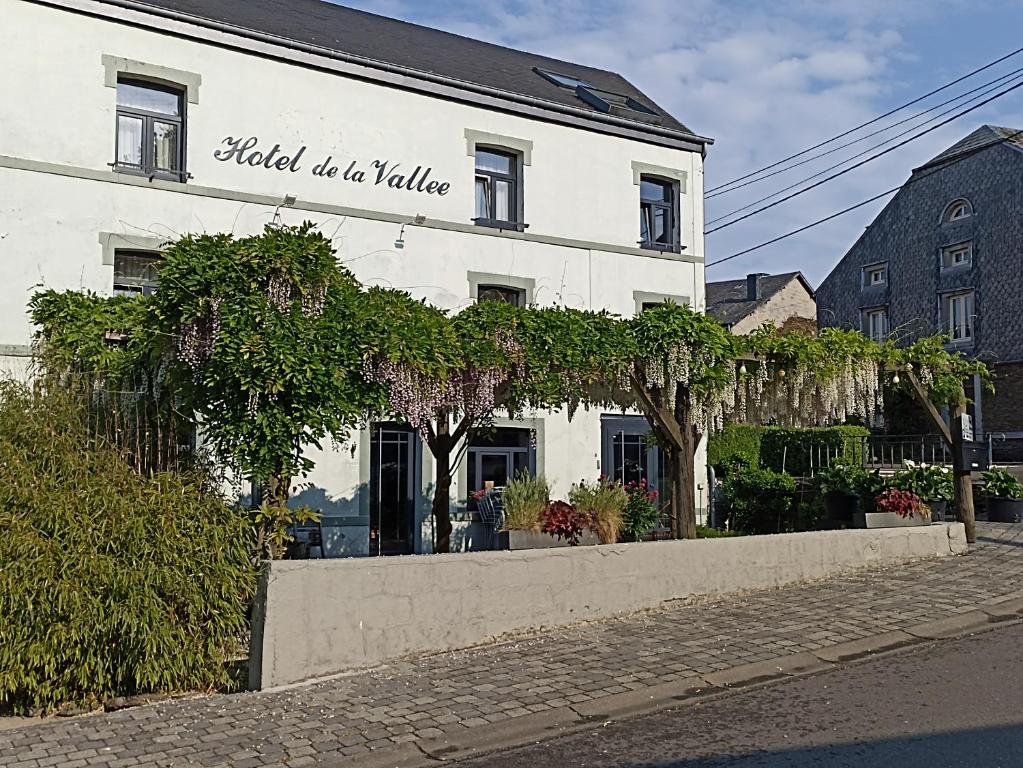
left=335, top=615, right=1022, bottom=767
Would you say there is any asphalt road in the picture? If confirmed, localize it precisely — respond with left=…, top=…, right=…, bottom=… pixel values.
left=454, top=622, right=1023, bottom=768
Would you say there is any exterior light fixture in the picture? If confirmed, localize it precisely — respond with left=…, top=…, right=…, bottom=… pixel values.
left=738, top=363, right=747, bottom=375
left=892, top=373, right=901, bottom=384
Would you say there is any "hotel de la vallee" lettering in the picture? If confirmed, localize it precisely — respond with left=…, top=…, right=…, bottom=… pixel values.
left=213, top=136, right=452, bottom=196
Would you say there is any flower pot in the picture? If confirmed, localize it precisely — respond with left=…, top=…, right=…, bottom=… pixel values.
left=852, top=511, right=931, bottom=529
left=823, top=492, right=859, bottom=525
left=926, top=499, right=949, bottom=523
left=503, top=529, right=600, bottom=550
left=987, top=498, right=1023, bottom=523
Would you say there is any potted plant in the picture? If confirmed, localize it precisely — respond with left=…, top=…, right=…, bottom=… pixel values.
left=983, top=467, right=1023, bottom=522
left=813, top=461, right=867, bottom=525
left=891, top=460, right=953, bottom=522
left=622, top=479, right=661, bottom=541
left=500, top=472, right=551, bottom=550
left=540, top=500, right=597, bottom=546
left=570, top=477, right=628, bottom=544
left=856, top=488, right=931, bottom=528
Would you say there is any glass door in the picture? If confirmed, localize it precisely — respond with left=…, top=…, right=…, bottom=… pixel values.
left=370, top=423, right=416, bottom=556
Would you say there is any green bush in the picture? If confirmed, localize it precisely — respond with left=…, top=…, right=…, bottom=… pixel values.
left=0, top=382, right=256, bottom=715
left=707, top=424, right=763, bottom=476
left=724, top=466, right=798, bottom=535
left=759, top=426, right=870, bottom=476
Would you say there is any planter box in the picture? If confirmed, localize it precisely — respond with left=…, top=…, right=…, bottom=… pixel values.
left=926, top=499, right=949, bottom=523
left=502, top=529, right=601, bottom=550
left=823, top=492, right=859, bottom=526
left=988, top=498, right=1023, bottom=523
left=853, top=511, right=931, bottom=528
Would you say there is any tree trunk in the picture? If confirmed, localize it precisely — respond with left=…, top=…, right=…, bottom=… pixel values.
left=665, top=433, right=698, bottom=540
left=430, top=420, right=454, bottom=554
left=950, top=402, right=977, bottom=544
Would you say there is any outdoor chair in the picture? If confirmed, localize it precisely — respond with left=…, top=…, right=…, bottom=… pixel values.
left=476, top=487, right=505, bottom=551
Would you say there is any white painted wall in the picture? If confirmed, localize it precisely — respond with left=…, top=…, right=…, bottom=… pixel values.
left=0, top=0, right=709, bottom=553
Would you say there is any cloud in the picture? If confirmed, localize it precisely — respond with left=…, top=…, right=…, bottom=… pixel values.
left=341, top=0, right=1023, bottom=284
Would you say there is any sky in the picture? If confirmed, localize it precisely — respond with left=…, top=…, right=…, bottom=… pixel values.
left=336, top=0, right=1023, bottom=287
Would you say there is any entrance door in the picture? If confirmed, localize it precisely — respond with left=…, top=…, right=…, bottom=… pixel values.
left=370, top=423, right=416, bottom=556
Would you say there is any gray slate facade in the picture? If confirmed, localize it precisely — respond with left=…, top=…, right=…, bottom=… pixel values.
left=817, top=125, right=1023, bottom=436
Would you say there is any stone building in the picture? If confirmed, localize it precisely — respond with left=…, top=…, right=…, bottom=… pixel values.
left=0, top=0, right=713, bottom=554
left=706, top=272, right=816, bottom=335
left=816, top=125, right=1023, bottom=445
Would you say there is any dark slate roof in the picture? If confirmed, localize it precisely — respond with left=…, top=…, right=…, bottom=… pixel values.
left=125, top=0, right=697, bottom=137
left=705, top=272, right=814, bottom=328
left=917, top=124, right=1023, bottom=170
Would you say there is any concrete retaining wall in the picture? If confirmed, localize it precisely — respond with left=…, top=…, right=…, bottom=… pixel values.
left=249, top=523, right=967, bottom=689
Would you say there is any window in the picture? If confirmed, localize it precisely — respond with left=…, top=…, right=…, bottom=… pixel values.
left=639, top=176, right=679, bottom=251
left=477, top=284, right=525, bottom=307
left=467, top=427, right=534, bottom=509
left=640, top=301, right=663, bottom=313
left=474, top=148, right=520, bottom=228
left=943, top=291, right=975, bottom=344
left=115, top=78, right=185, bottom=180
left=941, top=242, right=973, bottom=270
left=942, top=199, right=973, bottom=223
left=534, top=68, right=659, bottom=119
left=862, top=307, right=889, bottom=342
left=113, top=251, right=160, bottom=296
left=862, top=263, right=887, bottom=287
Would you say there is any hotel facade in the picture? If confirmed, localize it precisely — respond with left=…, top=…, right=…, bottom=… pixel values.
left=0, top=0, right=712, bottom=555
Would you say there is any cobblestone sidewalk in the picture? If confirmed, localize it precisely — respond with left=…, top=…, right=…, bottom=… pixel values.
left=4, top=523, right=1023, bottom=768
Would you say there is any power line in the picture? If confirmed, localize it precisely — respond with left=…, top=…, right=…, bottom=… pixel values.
left=704, top=78, right=1023, bottom=235
left=706, top=129, right=1023, bottom=268
left=705, top=69, right=1023, bottom=226
left=706, top=64, right=1023, bottom=201
left=705, top=45, right=1023, bottom=195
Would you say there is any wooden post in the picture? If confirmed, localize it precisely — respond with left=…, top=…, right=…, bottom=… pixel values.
left=950, top=402, right=977, bottom=544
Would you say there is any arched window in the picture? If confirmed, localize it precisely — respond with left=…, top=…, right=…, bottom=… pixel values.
left=941, top=198, right=973, bottom=223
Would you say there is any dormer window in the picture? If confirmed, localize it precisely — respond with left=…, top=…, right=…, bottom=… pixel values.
left=941, top=242, right=973, bottom=270
left=862, top=263, right=887, bottom=288
left=942, top=199, right=973, bottom=223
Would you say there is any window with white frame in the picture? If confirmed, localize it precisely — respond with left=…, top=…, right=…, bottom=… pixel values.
left=943, top=291, right=975, bottom=344
left=863, top=307, right=889, bottom=342
left=940, top=241, right=973, bottom=270
left=862, top=263, right=887, bottom=287
left=942, top=199, right=973, bottom=223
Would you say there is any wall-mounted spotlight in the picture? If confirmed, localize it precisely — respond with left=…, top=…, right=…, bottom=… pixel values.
left=272, top=194, right=298, bottom=226
left=394, top=214, right=427, bottom=249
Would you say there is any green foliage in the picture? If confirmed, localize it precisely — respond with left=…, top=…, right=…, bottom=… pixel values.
left=813, top=460, right=870, bottom=497
left=890, top=460, right=954, bottom=502
left=569, top=477, right=628, bottom=544
left=708, top=424, right=763, bottom=476
left=724, top=466, right=798, bottom=535
left=622, top=480, right=661, bottom=541
left=501, top=471, right=549, bottom=531
left=0, top=382, right=255, bottom=715
left=759, top=426, right=870, bottom=476
left=981, top=467, right=1023, bottom=500
left=695, top=525, right=739, bottom=538
left=893, top=335, right=991, bottom=407
left=148, top=223, right=376, bottom=500
left=251, top=504, right=321, bottom=562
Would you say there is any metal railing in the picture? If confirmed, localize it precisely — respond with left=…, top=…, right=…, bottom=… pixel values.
left=778, top=434, right=952, bottom=477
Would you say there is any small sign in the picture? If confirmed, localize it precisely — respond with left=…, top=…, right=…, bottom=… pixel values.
left=960, top=413, right=974, bottom=442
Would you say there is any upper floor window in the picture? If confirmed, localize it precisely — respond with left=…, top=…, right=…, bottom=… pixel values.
left=863, top=307, right=889, bottom=342
left=862, top=263, right=887, bottom=287
left=941, top=241, right=973, bottom=270
left=115, top=78, right=185, bottom=180
left=943, top=290, right=975, bottom=344
left=639, top=177, right=679, bottom=252
left=477, top=284, right=525, bottom=307
left=113, top=250, right=160, bottom=296
left=941, top=198, right=972, bottom=223
left=474, top=148, right=521, bottom=229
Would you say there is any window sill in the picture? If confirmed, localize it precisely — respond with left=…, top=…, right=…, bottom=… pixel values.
left=473, top=218, right=528, bottom=233
left=639, top=242, right=684, bottom=254
left=111, top=163, right=189, bottom=184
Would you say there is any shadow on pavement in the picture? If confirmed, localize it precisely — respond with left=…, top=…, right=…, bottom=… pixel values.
left=630, top=723, right=1023, bottom=767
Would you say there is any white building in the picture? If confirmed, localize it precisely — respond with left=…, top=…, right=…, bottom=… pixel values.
left=0, top=0, right=712, bottom=556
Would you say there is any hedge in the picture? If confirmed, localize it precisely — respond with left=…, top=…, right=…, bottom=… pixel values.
left=0, top=382, right=256, bottom=714
left=709, top=425, right=870, bottom=478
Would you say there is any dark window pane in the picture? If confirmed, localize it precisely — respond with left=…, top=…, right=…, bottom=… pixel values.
left=475, top=177, right=490, bottom=219
left=478, top=285, right=522, bottom=306
left=117, top=80, right=182, bottom=115
left=473, top=428, right=530, bottom=448
left=480, top=454, right=510, bottom=487
left=641, top=178, right=670, bottom=202
left=153, top=121, right=180, bottom=171
left=475, top=149, right=513, bottom=175
left=116, top=115, right=144, bottom=167
left=653, top=208, right=670, bottom=244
